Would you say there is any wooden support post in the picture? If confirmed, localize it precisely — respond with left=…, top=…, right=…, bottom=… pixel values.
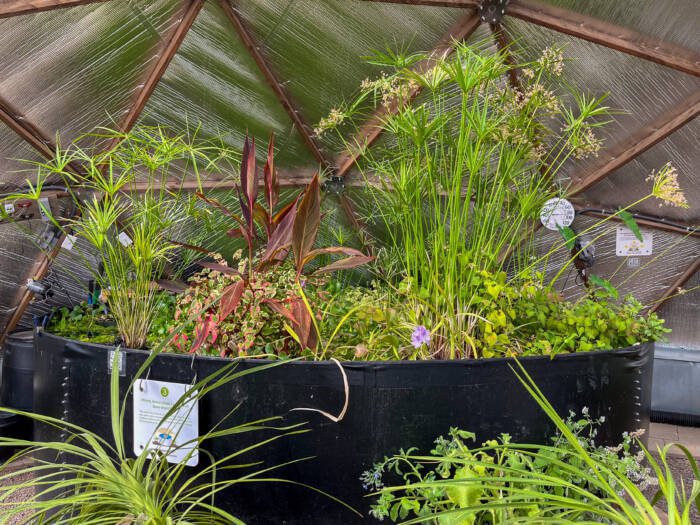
left=335, top=10, right=481, bottom=178
left=648, top=257, right=700, bottom=314
left=568, top=91, right=700, bottom=196
left=219, top=0, right=328, bottom=168
left=0, top=0, right=111, bottom=18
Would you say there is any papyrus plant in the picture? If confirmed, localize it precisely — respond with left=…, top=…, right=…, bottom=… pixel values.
left=319, top=41, right=687, bottom=358
left=6, top=126, right=236, bottom=348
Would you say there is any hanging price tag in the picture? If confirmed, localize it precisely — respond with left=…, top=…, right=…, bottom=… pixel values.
left=4, top=202, right=15, bottom=215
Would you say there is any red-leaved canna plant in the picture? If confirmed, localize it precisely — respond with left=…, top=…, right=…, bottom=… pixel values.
left=177, top=134, right=372, bottom=356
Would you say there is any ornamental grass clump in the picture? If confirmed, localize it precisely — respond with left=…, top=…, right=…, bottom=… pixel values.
left=319, top=41, right=685, bottom=359
left=4, top=126, right=237, bottom=349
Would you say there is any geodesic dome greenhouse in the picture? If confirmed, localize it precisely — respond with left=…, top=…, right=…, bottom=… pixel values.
left=0, top=0, right=697, bottom=348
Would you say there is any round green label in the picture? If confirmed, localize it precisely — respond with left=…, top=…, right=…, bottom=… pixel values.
left=160, top=387, right=169, bottom=398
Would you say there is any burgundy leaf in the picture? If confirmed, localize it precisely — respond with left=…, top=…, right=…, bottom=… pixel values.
left=272, top=195, right=300, bottom=226
left=169, top=239, right=215, bottom=256
left=240, top=136, right=258, bottom=230
left=220, top=280, right=246, bottom=320
left=262, top=298, right=298, bottom=325
left=314, top=255, right=374, bottom=275
left=198, top=261, right=241, bottom=276
left=301, top=246, right=367, bottom=268
left=155, top=279, right=188, bottom=293
left=195, top=192, right=244, bottom=227
left=191, top=314, right=214, bottom=353
left=292, top=174, right=320, bottom=274
left=289, top=298, right=318, bottom=350
left=253, top=202, right=270, bottom=235
left=261, top=199, right=297, bottom=264
left=264, top=133, right=278, bottom=215
left=226, top=227, right=243, bottom=238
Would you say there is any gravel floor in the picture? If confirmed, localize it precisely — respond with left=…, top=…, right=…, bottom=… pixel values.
left=1, top=458, right=35, bottom=525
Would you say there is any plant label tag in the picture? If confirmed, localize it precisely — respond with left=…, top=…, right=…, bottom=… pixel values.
left=616, top=226, right=652, bottom=256
left=627, top=257, right=640, bottom=268
left=118, top=231, right=133, bottom=247
left=134, top=379, right=199, bottom=467
left=4, top=202, right=14, bottom=215
left=61, top=234, right=77, bottom=251
left=540, top=198, right=575, bottom=231
left=38, top=197, right=51, bottom=222
left=107, top=349, right=125, bottom=376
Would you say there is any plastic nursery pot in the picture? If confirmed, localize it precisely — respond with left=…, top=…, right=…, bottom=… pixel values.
left=0, top=331, right=35, bottom=456
left=34, top=331, right=654, bottom=525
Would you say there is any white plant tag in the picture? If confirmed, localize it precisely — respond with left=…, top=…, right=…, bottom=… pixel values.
left=616, top=226, right=652, bottom=256
left=4, top=202, right=14, bottom=215
left=118, top=231, right=133, bottom=247
left=540, top=198, right=575, bottom=231
left=61, top=234, right=77, bottom=251
left=38, top=197, right=51, bottom=222
left=134, top=379, right=198, bottom=466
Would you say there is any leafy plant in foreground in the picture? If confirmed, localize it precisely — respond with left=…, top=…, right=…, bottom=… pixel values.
left=0, top=350, right=355, bottom=523
left=363, top=363, right=699, bottom=524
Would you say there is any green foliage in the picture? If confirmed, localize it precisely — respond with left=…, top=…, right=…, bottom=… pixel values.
left=0, top=349, right=354, bottom=524
left=362, top=412, right=654, bottom=524
left=46, top=293, right=177, bottom=348
left=9, top=125, right=238, bottom=349
left=319, top=41, right=617, bottom=358
left=363, top=363, right=700, bottom=524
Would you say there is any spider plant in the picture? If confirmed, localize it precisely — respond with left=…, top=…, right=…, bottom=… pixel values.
left=0, top=347, right=356, bottom=524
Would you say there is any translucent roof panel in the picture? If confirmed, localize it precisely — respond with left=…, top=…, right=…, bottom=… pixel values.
left=543, top=0, right=700, bottom=53
left=534, top=215, right=699, bottom=308
left=136, top=0, right=317, bottom=170
left=0, top=121, right=46, bottom=190
left=502, top=21, right=699, bottom=166
left=238, top=0, right=462, bottom=153
left=0, top=0, right=184, bottom=148
left=578, top=120, right=700, bottom=222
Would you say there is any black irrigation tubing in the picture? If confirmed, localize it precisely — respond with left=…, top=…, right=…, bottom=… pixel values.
left=575, top=208, right=699, bottom=236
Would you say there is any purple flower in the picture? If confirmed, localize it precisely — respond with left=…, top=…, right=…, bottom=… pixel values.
left=411, top=325, right=430, bottom=349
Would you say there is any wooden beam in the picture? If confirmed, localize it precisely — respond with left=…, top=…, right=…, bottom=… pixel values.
left=364, top=0, right=700, bottom=77
left=573, top=205, right=699, bottom=238
left=567, top=91, right=700, bottom=196
left=0, top=98, right=54, bottom=158
left=506, top=0, right=700, bottom=78
left=489, top=23, right=521, bottom=89
left=335, top=10, right=482, bottom=178
left=362, top=0, right=478, bottom=6
left=648, top=257, right=700, bottom=314
left=219, top=0, right=328, bottom=168
left=0, top=0, right=110, bottom=18
left=115, top=0, right=205, bottom=137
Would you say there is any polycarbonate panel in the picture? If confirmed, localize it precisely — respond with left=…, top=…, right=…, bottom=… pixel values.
left=0, top=220, right=46, bottom=332
left=238, top=0, right=462, bottom=153
left=136, top=0, right=317, bottom=170
left=577, top=120, right=700, bottom=222
left=658, top=270, right=700, bottom=350
left=0, top=121, right=45, bottom=190
left=0, top=0, right=183, bottom=148
left=503, top=19, right=700, bottom=193
left=542, top=0, right=700, bottom=53
left=533, top=215, right=700, bottom=308
left=21, top=236, right=98, bottom=330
